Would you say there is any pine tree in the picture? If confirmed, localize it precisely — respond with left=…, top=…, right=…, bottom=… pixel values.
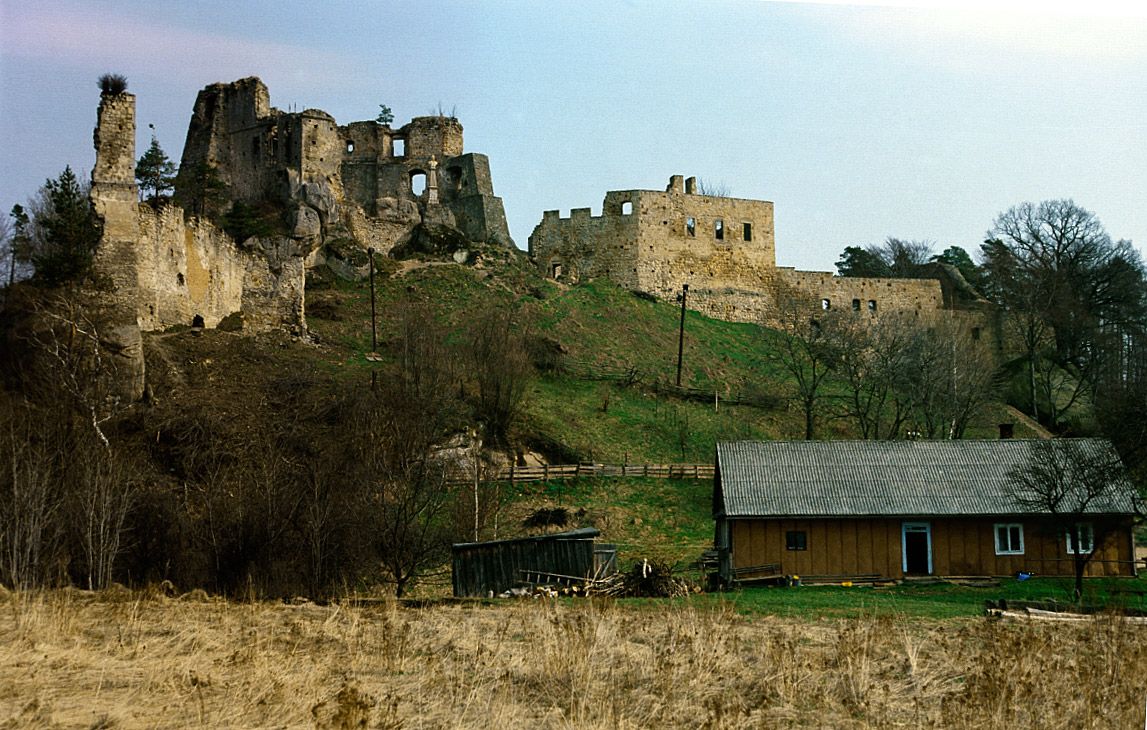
left=32, top=167, right=101, bottom=284
left=135, top=136, right=178, bottom=207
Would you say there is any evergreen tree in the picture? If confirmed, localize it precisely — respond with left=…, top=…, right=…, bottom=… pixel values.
left=175, top=161, right=228, bottom=218
left=135, top=136, right=178, bottom=206
left=33, top=167, right=101, bottom=284
left=7, top=204, right=31, bottom=289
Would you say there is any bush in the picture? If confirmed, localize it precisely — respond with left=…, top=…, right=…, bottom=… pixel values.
left=98, top=73, right=128, bottom=95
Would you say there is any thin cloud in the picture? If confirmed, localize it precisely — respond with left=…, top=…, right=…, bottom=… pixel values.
left=3, top=5, right=358, bottom=88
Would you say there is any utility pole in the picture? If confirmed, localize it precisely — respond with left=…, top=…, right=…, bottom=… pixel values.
left=676, top=283, right=689, bottom=387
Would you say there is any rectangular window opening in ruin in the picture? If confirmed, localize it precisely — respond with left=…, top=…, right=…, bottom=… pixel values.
left=743, top=222, right=752, bottom=241
left=551, top=263, right=562, bottom=279
left=852, top=298, right=861, bottom=312
left=346, top=140, right=355, bottom=154
left=867, top=300, right=877, bottom=313
left=393, top=138, right=406, bottom=157
left=621, top=201, right=633, bottom=215
left=972, top=327, right=981, bottom=340
left=686, top=217, right=696, bottom=237
left=821, top=298, right=831, bottom=310
left=715, top=219, right=724, bottom=240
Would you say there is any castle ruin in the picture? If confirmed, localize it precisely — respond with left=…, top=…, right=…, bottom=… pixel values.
left=89, top=77, right=513, bottom=337
left=528, top=175, right=985, bottom=326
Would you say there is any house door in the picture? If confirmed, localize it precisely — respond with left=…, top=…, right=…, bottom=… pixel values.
left=902, top=522, right=932, bottom=575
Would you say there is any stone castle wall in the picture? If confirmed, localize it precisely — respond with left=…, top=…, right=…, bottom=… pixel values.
left=529, top=174, right=967, bottom=327
left=178, top=79, right=513, bottom=253
left=91, top=89, right=306, bottom=333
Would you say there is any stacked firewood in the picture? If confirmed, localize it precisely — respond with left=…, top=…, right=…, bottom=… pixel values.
left=592, top=558, right=693, bottom=598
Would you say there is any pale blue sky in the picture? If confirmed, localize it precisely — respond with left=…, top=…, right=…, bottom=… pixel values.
left=2, top=0, right=1144, bottom=271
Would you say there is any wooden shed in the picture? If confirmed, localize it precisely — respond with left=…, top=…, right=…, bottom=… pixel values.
left=452, top=527, right=616, bottom=597
left=713, top=439, right=1139, bottom=584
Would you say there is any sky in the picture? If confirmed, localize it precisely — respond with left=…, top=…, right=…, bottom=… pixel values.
left=1, top=0, right=1145, bottom=272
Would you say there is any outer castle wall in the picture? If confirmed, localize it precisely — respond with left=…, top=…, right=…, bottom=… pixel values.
left=529, top=174, right=968, bottom=327
left=91, top=88, right=306, bottom=333
left=90, top=77, right=516, bottom=336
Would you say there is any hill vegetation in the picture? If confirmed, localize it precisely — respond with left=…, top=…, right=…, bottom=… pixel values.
left=2, top=202, right=1145, bottom=598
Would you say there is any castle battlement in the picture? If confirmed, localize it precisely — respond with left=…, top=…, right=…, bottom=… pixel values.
left=528, top=175, right=973, bottom=328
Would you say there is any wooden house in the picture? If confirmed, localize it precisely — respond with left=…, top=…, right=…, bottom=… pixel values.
left=713, top=439, right=1139, bottom=583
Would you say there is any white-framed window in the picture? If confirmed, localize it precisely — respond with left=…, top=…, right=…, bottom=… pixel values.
left=994, top=523, right=1024, bottom=555
left=1066, top=523, right=1094, bottom=554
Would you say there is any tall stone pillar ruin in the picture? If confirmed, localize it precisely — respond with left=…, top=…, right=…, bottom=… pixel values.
left=90, top=90, right=146, bottom=401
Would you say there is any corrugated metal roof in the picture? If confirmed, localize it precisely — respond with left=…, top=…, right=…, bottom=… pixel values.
left=716, top=439, right=1137, bottom=518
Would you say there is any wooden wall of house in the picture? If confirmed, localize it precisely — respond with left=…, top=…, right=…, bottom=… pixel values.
left=729, top=517, right=1135, bottom=579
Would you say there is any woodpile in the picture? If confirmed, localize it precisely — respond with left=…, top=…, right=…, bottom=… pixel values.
left=592, top=559, right=693, bottom=598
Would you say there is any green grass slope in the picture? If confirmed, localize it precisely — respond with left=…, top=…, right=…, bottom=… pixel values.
left=305, top=250, right=1042, bottom=464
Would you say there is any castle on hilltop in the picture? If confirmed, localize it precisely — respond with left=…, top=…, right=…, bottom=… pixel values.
left=89, top=77, right=512, bottom=337
left=529, top=175, right=988, bottom=327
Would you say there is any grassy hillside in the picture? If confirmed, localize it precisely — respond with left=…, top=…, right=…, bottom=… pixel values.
left=304, top=249, right=1042, bottom=465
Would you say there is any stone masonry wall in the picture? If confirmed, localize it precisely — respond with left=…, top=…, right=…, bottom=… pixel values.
left=529, top=174, right=970, bottom=328
left=92, top=88, right=306, bottom=334
left=776, top=268, right=944, bottom=317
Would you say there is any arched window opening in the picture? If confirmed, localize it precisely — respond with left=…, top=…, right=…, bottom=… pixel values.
left=821, top=298, right=831, bottom=310
left=715, top=219, right=725, bottom=240
left=686, top=217, right=696, bottom=237
left=409, top=171, right=427, bottom=196
left=621, top=201, right=633, bottom=215
left=346, top=140, right=355, bottom=154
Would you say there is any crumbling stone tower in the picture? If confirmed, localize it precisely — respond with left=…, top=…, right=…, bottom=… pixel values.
left=91, top=88, right=141, bottom=303
left=176, top=77, right=513, bottom=257
left=90, top=86, right=309, bottom=336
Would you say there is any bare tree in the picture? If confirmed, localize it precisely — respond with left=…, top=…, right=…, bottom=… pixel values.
left=467, top=302, right=532, bottom=448
left=695, top=178, right=732, bottom=197
left=836, top=238, right=935, bottom=278
left=72, top=439, right=135, bottom=590
left=344, top=384, right=461, bottom=597
left=341, top=303, right=468, bottom=597
left=832, top=312, right=918, bottom=440
left=983, top=200, right=1147, bottom=428
left=903, top=318, right=1000, bottom=439
left=765, top=283, right=841, bottom=440
left=0, top=398, right=65, bottom=589
left=1007, top=439, right=1139, bottom=601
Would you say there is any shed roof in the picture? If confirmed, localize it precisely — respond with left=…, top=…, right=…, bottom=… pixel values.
left=715, top=439, right=1137, bottom=519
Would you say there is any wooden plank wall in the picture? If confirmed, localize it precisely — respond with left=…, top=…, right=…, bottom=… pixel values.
left=730, top=517, right=1135, bottom=579
left=452, top=536, right=598, bottom=597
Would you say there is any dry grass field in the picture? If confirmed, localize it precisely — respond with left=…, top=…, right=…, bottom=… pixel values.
left=2, top=588, right=1146, bottom=729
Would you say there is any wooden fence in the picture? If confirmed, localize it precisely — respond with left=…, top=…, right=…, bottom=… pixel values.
left=480, top=462, right=715, bottom=483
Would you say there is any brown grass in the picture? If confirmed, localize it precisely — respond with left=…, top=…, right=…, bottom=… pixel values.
left=2, top=589, right=1145, bottom=728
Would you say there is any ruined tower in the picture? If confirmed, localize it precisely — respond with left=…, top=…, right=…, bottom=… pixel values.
left=90, top=89, right=141, bottom=301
